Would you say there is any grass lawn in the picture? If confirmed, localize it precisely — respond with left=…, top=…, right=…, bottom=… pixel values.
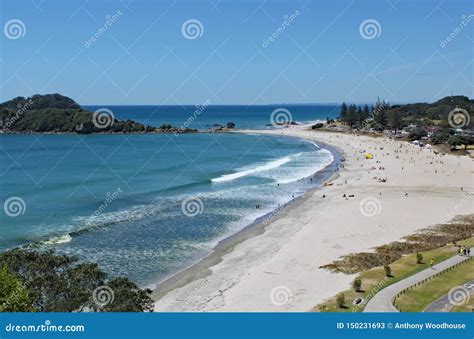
left=451, top=294, right=474, bottom=312
left=394, top=259, right=474, bottom=312
left=313, top=237, right=474, bottom=312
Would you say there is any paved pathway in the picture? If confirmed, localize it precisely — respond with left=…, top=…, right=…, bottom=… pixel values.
left=364, top=249, right=473, bottom=312
left=423, top=279, right=474, bottom=312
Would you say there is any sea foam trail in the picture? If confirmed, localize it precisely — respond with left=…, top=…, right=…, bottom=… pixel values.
left=211, top=156, right=292, bottom=183
left=276, top=149, right=334, bottom=184
left=43, top=234, right=72, bottom=245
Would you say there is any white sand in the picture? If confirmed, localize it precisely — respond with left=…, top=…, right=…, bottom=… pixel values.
left=154, top=125, right=473, bottom=312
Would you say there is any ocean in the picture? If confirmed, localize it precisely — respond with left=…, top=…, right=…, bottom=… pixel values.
left=83, top=104, right=340, bottom=130
left=0, top=105, right=340, bottom=287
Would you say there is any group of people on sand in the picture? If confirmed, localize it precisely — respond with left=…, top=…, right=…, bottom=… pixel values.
left=458, top=245, right=471, bottom=256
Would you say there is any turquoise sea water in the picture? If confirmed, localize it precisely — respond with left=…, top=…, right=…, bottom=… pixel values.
left=0, top=105, right=339, bottom=286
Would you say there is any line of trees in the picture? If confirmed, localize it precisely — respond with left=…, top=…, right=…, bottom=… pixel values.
left=340, top=101, right=403, bottom=133
left=339, top=103, right=370, bottom=128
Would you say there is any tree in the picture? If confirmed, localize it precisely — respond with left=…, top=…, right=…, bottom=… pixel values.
left=346, top=104, right=358, bottom=128
left=340, top=102, right=348, bottom=121
left=373, top=106, right=388, bottom=130
left=0, top=264, right=34, bottom=312
left=408, top=128, right=427, bottom=141
left=447, top=135, right=472, bottom=148
left=388, top=110, right=403, bottom=134
left=356, top=106, right=364, bottom=125
left=363, top=105, right=370, bottom=121
left=352, top=277, right=362, bottom=292
left=430, top=129, right=451, bottom=144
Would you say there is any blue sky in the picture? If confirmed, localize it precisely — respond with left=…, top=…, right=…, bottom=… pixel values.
left=0, top=0, right=472, bottom=105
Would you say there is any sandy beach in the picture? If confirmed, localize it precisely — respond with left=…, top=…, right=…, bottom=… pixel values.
left=153, top=124, right=473, bottom=312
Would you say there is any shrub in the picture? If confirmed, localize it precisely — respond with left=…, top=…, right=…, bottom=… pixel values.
left=416, top=252, right=424, bottom=264
left=383, top=264, right=392, bottom=277
left=336, top=293, right=346, bottom=308
left=320, top=215, right=474, bottom=274
left=0, top=250, right=154, bottom=312
left=408, top=128, right=427, bottom=141
left=352, top=278, right=362, bottom=292
left=0, top=264, right=34, bottom=312
left=430, top=129, right=450, bottom=144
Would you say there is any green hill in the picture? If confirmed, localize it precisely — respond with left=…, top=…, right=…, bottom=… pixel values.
left=386, top=95, right=473, bottom=127
left=0, top=94, right=158, bottom=134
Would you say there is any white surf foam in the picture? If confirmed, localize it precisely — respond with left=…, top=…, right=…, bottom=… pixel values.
left=42, top=234, right=72, bottom=245
left=211, top=156, right=292, bottom=183
left=275, top=148, right=334, bottom=184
